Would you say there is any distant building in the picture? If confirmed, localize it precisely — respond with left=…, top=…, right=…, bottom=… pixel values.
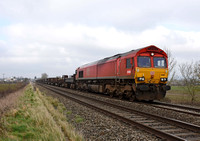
left=0, top=77, right=28, bottom=83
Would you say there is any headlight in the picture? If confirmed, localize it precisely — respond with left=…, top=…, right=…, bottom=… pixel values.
left=137, top=77, right=145, bottom=81
left=160, top=78, right=167, bottom=82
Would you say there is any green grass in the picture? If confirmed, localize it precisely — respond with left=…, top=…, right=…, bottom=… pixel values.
left=169, top=86, right=200, bottom=94
left=0, top=87, right=44, bottom=140
left=66, top=110, right=72, bottom=115
left=75, top=115, right=84, bottom=123
left=163, top=86, right=200, bottom=105
left=0, top=85, right=84, bottom=140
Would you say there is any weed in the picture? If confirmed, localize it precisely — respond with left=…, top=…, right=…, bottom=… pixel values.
left=66, top=111, right=72, bottom=115
left=11, top=124, right=27, bottom=132
left=75, top=115, right=84, bottom=123
left=23, top=132, right=35, bottom=139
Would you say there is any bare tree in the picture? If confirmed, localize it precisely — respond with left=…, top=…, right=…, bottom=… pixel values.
left=194, top=61, right=200, bottom=80
left=164, top=48, right=177, bottom=85
left=41, top=73, right=48, bottom=79
left=179, top=61, right=199, bottom=103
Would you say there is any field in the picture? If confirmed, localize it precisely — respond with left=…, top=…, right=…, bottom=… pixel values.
left=0, top=83, right=26, bottom=97
left=163, top=86, right=200, bottom=105
left=0, top=85, right=83, bottom=140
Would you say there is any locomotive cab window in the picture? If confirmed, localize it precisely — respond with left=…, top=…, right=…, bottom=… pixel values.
left=137, top=56, right=151, bottom=67
left=79, top=71, right=83, bottom=78
left=126, top=58, right=131, bottom=68
left=153, top=57, right=166, bottom=68
left=126, top=58, right=134, bottom=68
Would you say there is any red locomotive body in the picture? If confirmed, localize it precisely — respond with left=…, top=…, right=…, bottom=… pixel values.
left=75, top=45, right=170, bottom=101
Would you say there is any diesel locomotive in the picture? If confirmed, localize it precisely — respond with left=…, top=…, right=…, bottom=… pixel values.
left=37, top=45, right=171, bottom=101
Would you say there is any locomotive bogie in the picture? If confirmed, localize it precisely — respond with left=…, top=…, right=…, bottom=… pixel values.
left=88, top=84, right=103, bottom=93
left=135, top=84, right=167, bottom=101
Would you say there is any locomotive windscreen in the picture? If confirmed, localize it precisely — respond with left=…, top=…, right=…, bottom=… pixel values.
left=137, top=56, right=151, bottom=67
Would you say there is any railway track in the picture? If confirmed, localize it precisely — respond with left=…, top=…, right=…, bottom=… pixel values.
left=37, top=83, right=200, bottom=141
left=108, top=94, right=200, bottom=117
left=44, top=84, right=200, bottom=117
left=151, top=101, right=200, bottom=112
left=114, top=96, right=200, bottom=117
left=144, top=102, right=200, bottom=117
left=74, top=87, right=200, bottom=117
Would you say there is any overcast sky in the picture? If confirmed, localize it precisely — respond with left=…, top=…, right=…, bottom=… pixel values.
left=0, top=0, right=200, bottom=78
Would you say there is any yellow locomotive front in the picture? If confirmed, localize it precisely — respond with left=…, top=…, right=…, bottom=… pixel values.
left=133, top=47, right=171, bottom=101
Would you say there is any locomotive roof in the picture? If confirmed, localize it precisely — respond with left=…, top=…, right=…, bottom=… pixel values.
left=79, top=45, right=165, bottom=69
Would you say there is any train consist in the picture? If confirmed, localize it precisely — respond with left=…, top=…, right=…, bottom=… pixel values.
left=37, top=45, right=171, bottom=101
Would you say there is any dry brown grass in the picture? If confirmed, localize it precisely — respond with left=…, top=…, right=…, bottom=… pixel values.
left=0, top=86, right=26, bottom=116
left=37, top=89, right=84, bottom=141
left=0, top=83, right=26, bottom=97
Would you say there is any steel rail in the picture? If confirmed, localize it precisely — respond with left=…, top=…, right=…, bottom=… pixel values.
left=37, top=82, right=200, bottom=116
left=42, top=84, right=200, bottom=133
left=152, top=101, right=200, bottom=113
left=38, top=84, right=188, bottom=141
left=146, top=104, right=200, bottom=117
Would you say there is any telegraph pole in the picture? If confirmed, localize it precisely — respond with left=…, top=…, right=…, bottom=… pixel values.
left=3, top=73, right=5, bottom=82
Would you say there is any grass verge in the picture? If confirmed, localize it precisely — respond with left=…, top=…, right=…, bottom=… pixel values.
left=162, top=86, right=200, bottom=105
left=0, top=85, right=84, bottom=140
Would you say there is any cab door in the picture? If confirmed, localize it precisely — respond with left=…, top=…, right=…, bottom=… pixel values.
left=116, top=57, right=121, bottom=77
left=126, top=57, right=135, bottom=76
left=131, top=57, right=135, bottom=76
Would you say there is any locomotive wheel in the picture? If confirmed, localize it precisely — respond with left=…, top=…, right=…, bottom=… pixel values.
left=118, top=93, right=123, bottom=100
left=129, top=95, right=136, bottom=102
left=110, top=92, right=114, bottom=98
left=105, top=89, right=114, bottom=97
left=105, top=89, right=110, bottom=95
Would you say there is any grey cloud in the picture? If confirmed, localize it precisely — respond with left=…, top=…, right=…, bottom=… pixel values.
left=164, top=32, right=187, bottom=45
left=1, top=0, right=200, bottom=31
left=0, top=0, right=200, bottom=78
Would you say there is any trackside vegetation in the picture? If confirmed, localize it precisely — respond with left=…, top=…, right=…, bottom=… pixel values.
left=163, top=86, right=200, bottom=105
left=0, top=83, right=26, bottom=96
left=0, top=85, right=84, bottom=140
